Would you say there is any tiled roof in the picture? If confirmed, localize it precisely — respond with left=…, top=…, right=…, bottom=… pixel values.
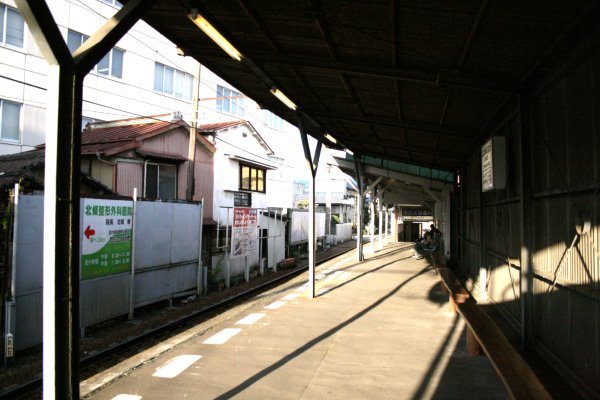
left=0, top=149, right=45, bottom=191
left=0, top=149, right=114, bottom=194
left=0, top=149, right=45, bottom=176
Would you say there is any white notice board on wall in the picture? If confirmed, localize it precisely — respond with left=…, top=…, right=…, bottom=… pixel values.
left=481, top=136, right=506, bottom=192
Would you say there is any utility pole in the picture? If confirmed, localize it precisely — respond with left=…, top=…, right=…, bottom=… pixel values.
left=186, top=61, right=201, bottom=201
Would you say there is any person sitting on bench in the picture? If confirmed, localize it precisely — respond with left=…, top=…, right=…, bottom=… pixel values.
left=413, top=225, right=440, bottom=259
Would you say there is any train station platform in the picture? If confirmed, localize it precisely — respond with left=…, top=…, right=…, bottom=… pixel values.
left=84, top=241, right=506, bottom=399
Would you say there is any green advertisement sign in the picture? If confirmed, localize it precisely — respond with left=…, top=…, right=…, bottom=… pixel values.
left=81, top=199, right=133, bottom=280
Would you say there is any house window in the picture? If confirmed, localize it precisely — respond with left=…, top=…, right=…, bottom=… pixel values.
left=145, top=163, right=177, bottom=200
left=234, top=191, right=252, bottom=207
left=239, top=164, right=265, bottom=193
left=216, top=85, right=244, bottom=116
left=262, top=109, right=283, bottom=129
left=0, top=99, right=21, bottom=142
left=1, top=5, right=24, bottom=48
left=67, top=30, right=123, bottom=78
left=154, top=62, right=193, bottom=100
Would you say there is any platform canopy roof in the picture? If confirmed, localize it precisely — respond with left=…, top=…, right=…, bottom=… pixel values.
left=137, top=1, right=596, bottom=175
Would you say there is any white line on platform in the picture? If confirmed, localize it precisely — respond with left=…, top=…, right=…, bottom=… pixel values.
left=264, top=300, right=286, bottom=310
left=316, top=274, right=326, bottom=280
left=317, top=287, right=332, bottom=296
left=203, top=328, right=242, bottom=345
left=235, top=313, right=266, bottom=325
left=152, top=355, right=202, bottom=378
left=281, top=293, right=299, bottom=301
left=295, top=286, right=306, bottom=292
left=324, top=271, right=342, bottom=282
left=111, top=395, right=142, bottom=400
left=339, top=272, right=351, bottom=281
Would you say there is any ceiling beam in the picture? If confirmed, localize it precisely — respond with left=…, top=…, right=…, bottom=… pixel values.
left=336, top=158, right=453, bottom=191
left=257, top=55, right=521, bottom=93
left=357, top=143, right=462, bottom=162
left=309, top=112, right=476, bottom=139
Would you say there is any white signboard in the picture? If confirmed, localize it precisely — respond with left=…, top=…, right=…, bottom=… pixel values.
left=481, top=136, right=506, bottom=192
left=231, top=207, right=258, bottom=257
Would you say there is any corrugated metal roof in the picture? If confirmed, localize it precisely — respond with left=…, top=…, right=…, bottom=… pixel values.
left=81, top=119, right=188, bottom=154
left=198, top=120, right=247, bottom=132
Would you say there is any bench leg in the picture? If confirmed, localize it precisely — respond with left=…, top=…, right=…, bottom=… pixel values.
left=466, top=328, right=482, bottom=356
left=449, top=296, right=457, bottom=313
left=440, top=281, right=449, bottom=293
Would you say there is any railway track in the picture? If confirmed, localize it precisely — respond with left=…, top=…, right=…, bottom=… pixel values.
left=1, top=245, right=357, bottom=399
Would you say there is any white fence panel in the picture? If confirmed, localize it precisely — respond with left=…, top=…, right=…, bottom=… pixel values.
left=289, top=209, right=326, bottom=244
left=334, top=223, right=352, bottom=242
left=11, top=194, right=203, bottom=351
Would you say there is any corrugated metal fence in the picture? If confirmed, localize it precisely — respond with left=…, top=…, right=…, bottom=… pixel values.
left=456, top=46, right=600, bottom=395
left=11, top=194, right=203, bottom=351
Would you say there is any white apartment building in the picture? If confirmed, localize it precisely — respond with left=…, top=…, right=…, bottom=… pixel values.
left=0, top=0, right=343, bottom=209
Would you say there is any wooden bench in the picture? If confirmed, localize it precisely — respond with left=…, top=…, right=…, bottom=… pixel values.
left=437, top=266, right=470, bottom=313
left=435, top=266, right=551, bottom=400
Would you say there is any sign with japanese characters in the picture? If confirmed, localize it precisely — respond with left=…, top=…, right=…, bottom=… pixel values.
left=481, top=136, right=506, bottom=192
left=231, top=207, right=258, bottom=258
left=81, top=199, right=133, bottom=279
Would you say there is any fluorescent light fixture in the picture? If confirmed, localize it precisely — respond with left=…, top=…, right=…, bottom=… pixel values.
left=345, top=148, right=354, bottom=155
left=188, top=11, right=243, bottom=62
left=270, top=88, right=297, bottom=110
left=324, top=133, right=337, bottom=144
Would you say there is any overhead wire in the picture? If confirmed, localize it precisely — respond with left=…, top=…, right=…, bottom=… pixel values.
left=40, top=0, right=287, bottom=129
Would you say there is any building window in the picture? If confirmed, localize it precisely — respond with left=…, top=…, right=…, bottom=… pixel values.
left=97, top=48, right=124, bottom=78
left=234, top=191, right=252, bottom=207
left=154, top=62, right=193, bottom=100
left=216, top=85, right=244, bottom=116
left=67, top=30, right=123, bottom=78
left=100, top=0, right=123, bottom=7
left=239, top=164, right=265, bottom=193
left=262, top=109, right=283, bottom=130
left=1, top=5, right=24, bottom=48
left=145, top=163, right=177, bottom=200
left=0, top=99, right=21, bottom=142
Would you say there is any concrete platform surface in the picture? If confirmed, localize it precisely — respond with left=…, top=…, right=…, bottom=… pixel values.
left=85, top=241, right=506, bottom=399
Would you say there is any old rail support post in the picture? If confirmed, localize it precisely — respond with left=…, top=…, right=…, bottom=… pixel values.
left=16, top=1, right=155, bottom=397
left=298, top=114, right=322, bottom=299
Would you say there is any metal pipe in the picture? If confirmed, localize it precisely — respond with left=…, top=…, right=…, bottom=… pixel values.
left=384, top=207, right=389, bottom=245
left=308, top=171, right=316, bottom=298
left=354, top=155, right=364, bottom=261
left=197, top=197, right=204, bottom=295
left=225, top=208, right=230, bottom=288
left=370, top=189, right=376, bottom=254
left=10, top=183, right=19, bottom=300
left=378, top=195, right=383, bottom=250
left=143, top=160, right=148, bottom=198
left=129, top=188, right=137, bottom=320
left=4, top=184, right=20, bottom=364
